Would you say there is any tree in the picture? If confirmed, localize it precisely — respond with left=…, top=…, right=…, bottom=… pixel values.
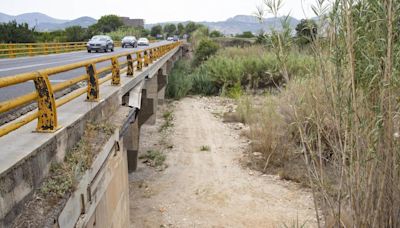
left=65, top=26, right=87, bottom=42
left=164, top=23, right=177, bottom=36
left=185, top=22, right=197, bottom=34
left=193, top=39, right=219, bottom=65
left=236, top=31, right=254, bottom=38
left=295, top=19, right=317, bottom=44
left=95, top=15, right=123, bottom=33
left=177, top=23, right=185, bottom=36
left=0, top=20, right=35, bottom=43
left=151, top=25, right=163, bottom=37
left=210, top=30, right=223, bottom=38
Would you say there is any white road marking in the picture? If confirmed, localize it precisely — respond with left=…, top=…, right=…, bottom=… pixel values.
left=0, top=56, right=99, bottom=72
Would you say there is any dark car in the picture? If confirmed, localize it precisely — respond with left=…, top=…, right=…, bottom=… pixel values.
left=86, top=35, right=114, bottom=53
left=121, top=36, right=138, bottom=48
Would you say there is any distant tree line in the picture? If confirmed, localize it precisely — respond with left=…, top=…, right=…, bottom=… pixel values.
left=150, top=22, right=205, bottom=38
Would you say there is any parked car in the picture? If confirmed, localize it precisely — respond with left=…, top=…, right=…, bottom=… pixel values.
left=173, top=35, right=179, bottom=41
left=137, top=38, right=150, bottom=46
left=167, top=37, right=174, bottom=41
left=87, top=35, right=114, bottom=53
left=121, top=36, right=137, bottom=48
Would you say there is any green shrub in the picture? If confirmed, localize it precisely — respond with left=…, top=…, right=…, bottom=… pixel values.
left=193, top=39, right=219, bottom=66
left=166, top=60, right=192, bottom=99
left=190, top=66, right=218, bottom=95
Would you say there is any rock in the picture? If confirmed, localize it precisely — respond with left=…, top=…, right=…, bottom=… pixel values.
left=253, top=152, right=262, bottom=157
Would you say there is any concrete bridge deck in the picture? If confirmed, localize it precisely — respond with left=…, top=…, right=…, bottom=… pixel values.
left=0, top=43, right=186, bottom=227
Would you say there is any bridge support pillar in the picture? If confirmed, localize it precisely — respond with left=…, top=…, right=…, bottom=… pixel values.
left=124, top=116, right=140, bottom=173
left=157, top=65, right=168, bottom=105
left=142, top=75, right=158, bottom=125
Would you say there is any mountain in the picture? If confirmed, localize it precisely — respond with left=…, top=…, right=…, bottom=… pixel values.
left=146, top=15, right=300, bottom=35
left=0, top=12, right=96, bottom=31
left=35, top=17, right=97, bottom=31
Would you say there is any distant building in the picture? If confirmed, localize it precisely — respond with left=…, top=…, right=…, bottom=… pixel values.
left=119, top=17, right=144, bottom=28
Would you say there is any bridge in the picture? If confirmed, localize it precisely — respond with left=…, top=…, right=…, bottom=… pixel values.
left=0, top=41, right=186, bottom=227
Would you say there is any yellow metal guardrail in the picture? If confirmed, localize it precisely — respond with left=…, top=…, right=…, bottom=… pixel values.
left=0, top=41, right=124, bottom=58
left=0, top=41, right=182, bottom=137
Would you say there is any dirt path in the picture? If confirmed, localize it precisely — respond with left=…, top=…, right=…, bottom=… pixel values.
left=129, top=97, right=318, bottom=228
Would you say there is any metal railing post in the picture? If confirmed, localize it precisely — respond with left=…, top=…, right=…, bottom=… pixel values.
left=33, top=71, right=58, bottom=132
left=127, top=54, right=134, bottom=77
left=137, top=52, right=143, bottom=71
left=86, top=63, right=99, bottom=101
left=144, top=50, right=150, bottom=67
left=111, top=57, right=120, bottom=85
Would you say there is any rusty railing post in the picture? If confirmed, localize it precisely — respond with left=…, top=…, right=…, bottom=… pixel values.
left=86, top=63, right=99, bottom=101
left=144, top=50, right=150, bottom=67
left=137, top=52, right=143, bottom=71
left=111, top=57, right=120, bottom=85
left=33, top=71, right=59, bottom=132
left=127, top=54, right=134, bottom=77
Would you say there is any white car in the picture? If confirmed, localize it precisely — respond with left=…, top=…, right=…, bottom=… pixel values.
left=167, top=37, right=174, bottom=41
left=137, top=38, right=150, bottom=46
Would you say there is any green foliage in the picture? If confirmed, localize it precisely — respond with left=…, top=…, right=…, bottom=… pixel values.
left=151, top=24, right=163, bottom=37
left=185, top=22, right=198, bottom=34
left=177, top=23, right=185, bottom=36
left=65, top=26, right=87, bottom=42
left=210, top=30, right=223, bottom=38
left=163, top=23, right=177, bottom=36
left=139, top=150, right=166, bottom=167
left=0, top=20, right=35, bottom=43
left=193, top=39, right=219, bottom=65
left=166, top=60, right=193, bottom=99
left=94, top=15, right=123, bottom=33
left=295, top=19, right=317, bottom=45
left=106, top=26, right=145, bottom=41
left=236, top=31, right=255, bottom=38
left=190, top=65, right=218, bottom=95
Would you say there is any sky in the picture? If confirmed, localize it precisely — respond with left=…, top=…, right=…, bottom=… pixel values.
left=1, top=0, right=317, bottom=23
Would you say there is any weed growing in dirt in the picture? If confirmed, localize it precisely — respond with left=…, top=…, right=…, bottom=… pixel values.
left=40, top=121, right=115, bottom=198
left=200, top=145, right=211, bottom=151
left=139, top=150, right=167, bottom=167
left=159, top=110, right=174, bottom=132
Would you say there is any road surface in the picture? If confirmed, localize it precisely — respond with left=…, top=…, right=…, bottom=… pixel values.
left=0, top=41, right=170, bottom=102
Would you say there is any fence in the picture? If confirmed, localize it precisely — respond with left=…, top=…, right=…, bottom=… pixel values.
left=0, top=41, right=182, bottom=137
left=0, top=41, right=125, bottom=58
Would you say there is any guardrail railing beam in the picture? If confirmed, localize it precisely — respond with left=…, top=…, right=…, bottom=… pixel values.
left=0, top=41, right=182, bottom=136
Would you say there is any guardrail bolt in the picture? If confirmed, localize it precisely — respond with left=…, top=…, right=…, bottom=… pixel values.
left=111, top=57, right=120, bottom=85
left=86, top=63, right=99, bottom=101
left=127, top=54, right=134, bottom=77
left=34, top=72, right=58, bottom=132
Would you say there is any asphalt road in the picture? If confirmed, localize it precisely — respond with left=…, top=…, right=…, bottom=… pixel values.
left=0, top=41, right=170, bottom=102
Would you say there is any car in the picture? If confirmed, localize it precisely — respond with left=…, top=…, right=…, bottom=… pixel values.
left=167, top=37, right=174, bottom=41
left=173, top=36, right=179, bottom=41
left=87, top=35, right=114, bottom=53
left=137, top=38, right=150, bottom=46
left=121, top=36, right=137, bottom=48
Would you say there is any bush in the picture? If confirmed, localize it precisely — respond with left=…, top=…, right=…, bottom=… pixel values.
left=166, top=60, right=192, bottom=99
left=193, top=39, right=219, bottom=65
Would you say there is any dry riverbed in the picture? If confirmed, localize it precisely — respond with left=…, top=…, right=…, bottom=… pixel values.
left=129, top=96, right=318, bottom=228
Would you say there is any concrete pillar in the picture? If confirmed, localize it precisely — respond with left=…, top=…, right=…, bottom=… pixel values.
left=124, top=116, right=140, bottom=173
left=142, top=75, right=158, bottom=125
left=157, top=67, right=168, bottom=105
